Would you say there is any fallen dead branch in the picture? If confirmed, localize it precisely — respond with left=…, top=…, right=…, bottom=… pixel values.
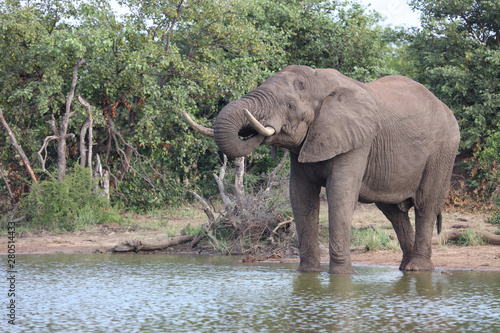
left=112, top=235, right=195, bottom=252
left=435, top=229, right=500, bottom=246
left=267, top=217, right=294, bottom=244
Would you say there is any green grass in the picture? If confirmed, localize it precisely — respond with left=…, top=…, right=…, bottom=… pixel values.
left=456, top=228, right=486, bottom=246
left=351, top=227, right=399, bottom=252
left=181, top=223, right=202, bottom=236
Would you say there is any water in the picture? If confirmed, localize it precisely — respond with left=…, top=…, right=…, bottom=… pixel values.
left=4, top=254, right=500, bottom=332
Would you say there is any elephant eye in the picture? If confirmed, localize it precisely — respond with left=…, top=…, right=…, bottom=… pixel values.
left=287, top=103, right=293, bottom=109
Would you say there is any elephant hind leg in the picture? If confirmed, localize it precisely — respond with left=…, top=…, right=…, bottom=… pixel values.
left=405, top=151, right=456, bottom=271
left=375, top=202, right=415, bottom=270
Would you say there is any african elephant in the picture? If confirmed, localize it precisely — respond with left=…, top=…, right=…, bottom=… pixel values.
left=185, top=65, right=460, bottom=274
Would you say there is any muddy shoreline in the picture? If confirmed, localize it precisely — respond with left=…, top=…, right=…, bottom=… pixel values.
left=2, top=204, right=499, bottom=271
left=3, top=226, right=500, bottom=271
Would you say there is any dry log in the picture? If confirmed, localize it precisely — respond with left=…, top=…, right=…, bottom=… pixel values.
left=113, top=235, right=195, bottom=252
left=434, top=229, right=500, bottom=246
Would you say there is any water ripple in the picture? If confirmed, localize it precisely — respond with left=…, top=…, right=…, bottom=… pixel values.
left=7, top=254, right=500, bottom=332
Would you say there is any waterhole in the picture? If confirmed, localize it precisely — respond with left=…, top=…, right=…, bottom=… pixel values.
left=7, top=254, right=500, bottom=332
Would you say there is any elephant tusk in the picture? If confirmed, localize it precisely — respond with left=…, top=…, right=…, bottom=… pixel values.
left=182, top=111, right=214, bottom=137
left=243, top=109, right=275, bottom=137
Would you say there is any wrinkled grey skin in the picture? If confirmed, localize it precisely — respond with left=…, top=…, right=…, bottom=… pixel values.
left=214, top=65, right=460, bottom=274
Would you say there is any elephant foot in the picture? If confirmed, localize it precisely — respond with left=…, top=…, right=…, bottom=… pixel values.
left=398, top=256, right=412, bottom=271
left=403, top=256, right=434, bottom=271
left=297, top=261, right=323, bottom=273
left=329, top=264, right=356, bottom=274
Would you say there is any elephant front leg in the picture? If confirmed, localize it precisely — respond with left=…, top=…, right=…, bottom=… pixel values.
left=326, top=147, right=370, bottom=274
left=290, top=157, right=322, bottom=272
left=326, top=196, right=356, bottom=274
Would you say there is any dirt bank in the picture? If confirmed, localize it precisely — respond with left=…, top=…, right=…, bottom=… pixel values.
left=2, top=204, right=499, bottom=271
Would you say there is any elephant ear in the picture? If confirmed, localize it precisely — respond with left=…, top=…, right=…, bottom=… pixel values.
left=298, top=77, right=380, bottom=163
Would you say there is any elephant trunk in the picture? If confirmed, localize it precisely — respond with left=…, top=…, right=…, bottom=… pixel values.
left=214, top=102, right=266, bottom=158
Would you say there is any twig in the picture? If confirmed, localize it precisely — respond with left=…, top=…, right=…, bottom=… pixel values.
left=188, top=190, right=215, bottom=224
left=188, top=190, right=226, bottom=248
left=265, top=149, right=289, bottom=194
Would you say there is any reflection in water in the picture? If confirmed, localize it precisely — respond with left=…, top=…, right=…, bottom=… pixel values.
left=9, top=254, right=500, bottom=332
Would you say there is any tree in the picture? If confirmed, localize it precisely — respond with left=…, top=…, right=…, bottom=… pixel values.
left=404, top=0, right=500, bottom=204
left=247, top=0, right=397, bottom=82
left=1, top=0, right=400, bottom=212
left=406, top=0, right=500, bottom=151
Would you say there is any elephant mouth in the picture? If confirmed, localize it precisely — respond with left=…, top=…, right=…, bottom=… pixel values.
left=238, top=126, right=261, bottom=141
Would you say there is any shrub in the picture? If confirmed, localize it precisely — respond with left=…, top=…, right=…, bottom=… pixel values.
left=455, top=228, right=485, bottom=246
left=20, top=165, right=123, bottom=231
left=351, top=227, right=399, bottom=252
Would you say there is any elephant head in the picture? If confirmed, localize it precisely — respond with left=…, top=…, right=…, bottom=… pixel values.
left=187, top=65, right=380, bottom=162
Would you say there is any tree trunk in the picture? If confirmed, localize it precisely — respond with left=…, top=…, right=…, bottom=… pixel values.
left=57, top=58, right=85, bottom=181
left=78, top=94, right=93, bottom=169
left=0, top=107, right=37, bottom=184
left=234, top=157, right=245, bottom=205
left=119, top=144, right=134, bottom=180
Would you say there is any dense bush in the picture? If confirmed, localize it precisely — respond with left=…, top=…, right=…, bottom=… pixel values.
left=406, top=0, right=500, bottom=204
left=1, top=0, right=498, bottom=217
left=20, top=166, right=123, bottom=231
left=0, top=0, right=397, bottom=213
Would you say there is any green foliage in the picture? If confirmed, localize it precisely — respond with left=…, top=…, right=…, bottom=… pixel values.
left=455, top=228, right=486, bottom=246
left=0, top=0, right=402, bottom=211
left=181, top=223, right=202, bottom=236
left=403, top=0, right=500, bottom=204
left=486, top=194, right=500, bottom=229
left=351, top=227, right=399, bottom=251
left=486, top=209, right=500, bottom=229
left=248, top=0, right=398, bottom=81
left=406, top=0, right=500, bottom=151
left=20, top=165, right=123, bottom=231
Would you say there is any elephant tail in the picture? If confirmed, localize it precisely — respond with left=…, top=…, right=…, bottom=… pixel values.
left=436, top=212, right=442, bottom=235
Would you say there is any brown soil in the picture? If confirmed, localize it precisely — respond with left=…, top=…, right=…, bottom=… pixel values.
left=2, top=204, right=500, bottom=271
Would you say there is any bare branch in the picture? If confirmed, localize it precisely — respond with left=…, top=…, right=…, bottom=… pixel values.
left=234, top=157, right=245, bottom=205
left=188, top=189, right=222, bottom=249
left=0, top=107, right=38, bottom=183
left=267, top=218, right=294, bottom=244
left=188, top=190, right=215, bottom=223
left=77, top=94, right=93, bottom=168
left=48, top=114, right=58, bottom=136
left=37, top=135, right=58, bottom=175
left=213, top=154, right=232, bottom=211
left=265, top=149, right=289, bottom=194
